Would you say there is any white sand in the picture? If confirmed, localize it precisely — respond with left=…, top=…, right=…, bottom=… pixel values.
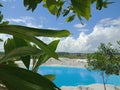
left=61, top=84, right=120, bottom=90
left=42, top=58, right=87, bottom=68
left=16, top=58, right=87, bottom=68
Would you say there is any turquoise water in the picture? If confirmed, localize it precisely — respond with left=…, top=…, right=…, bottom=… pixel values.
left=38, top=66, right=120, bottom=87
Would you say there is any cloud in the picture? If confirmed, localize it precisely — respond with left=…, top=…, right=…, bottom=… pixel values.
left=57, top=17, right=120, bottom=53
left=74, top=23, right=86, bottom=28
left=5, top=16, right=43, bottom=28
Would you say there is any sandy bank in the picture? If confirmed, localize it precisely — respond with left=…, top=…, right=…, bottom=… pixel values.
left=16, top=58, right=88, bottom=68
left=61, top=84, right=120, bottom=90
left=42, top=58, right=87, bottom=68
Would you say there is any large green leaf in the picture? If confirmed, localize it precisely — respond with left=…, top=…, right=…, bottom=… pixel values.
left=0, top=65, right=60, bottom=90
left=71, top=0, right=91, bottom=20
left=0, top=25, right=70, bottom=37
left=32, top=40, right=60, bottom=72
left=0, top=46, right=43, bottom=63
left=0, top=25, right=67, bottom=59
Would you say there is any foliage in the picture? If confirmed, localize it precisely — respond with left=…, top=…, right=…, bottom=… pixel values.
left=0, top=65, right=60, bottom=90
left=24, top=0, right=113, bottom=23
left=0, top=2, right=70, bottom=90
left=0, top=0, right=113, bottom=90
left=87, top=43, right=120, bottom=90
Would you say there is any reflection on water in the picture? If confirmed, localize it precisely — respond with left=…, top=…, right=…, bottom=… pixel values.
left=38, top=66, right=120, bottom=87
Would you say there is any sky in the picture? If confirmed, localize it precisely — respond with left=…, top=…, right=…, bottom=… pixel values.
left=0, top=0, right=120, bottom=53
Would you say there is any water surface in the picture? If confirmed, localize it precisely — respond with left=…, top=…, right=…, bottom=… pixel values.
left=38, top=66, right=120, bottom=87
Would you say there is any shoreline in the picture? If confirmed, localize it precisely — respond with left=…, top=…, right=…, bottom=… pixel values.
left=16, top=58, right=120, bottom=90
left=42, top=57, right=88, bottom=68
left=61, top=84, right=120, bottom=90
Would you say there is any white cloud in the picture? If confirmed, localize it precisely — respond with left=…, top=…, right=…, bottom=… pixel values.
left=22, top=17, right=120, bottom=53
left=57, top=17, right=120, bottom=53
left=77, top=29, right=89, bottom=32
left=5, top=16, right=43, bottom=28
left=74, top=23, right=86, bottom=28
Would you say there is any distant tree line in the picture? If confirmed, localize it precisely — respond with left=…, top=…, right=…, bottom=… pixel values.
left=57, top=52, right=88, bottom=59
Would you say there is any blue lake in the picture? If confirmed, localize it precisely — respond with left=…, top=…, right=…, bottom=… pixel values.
left=38, top=66, right=120, bottom=87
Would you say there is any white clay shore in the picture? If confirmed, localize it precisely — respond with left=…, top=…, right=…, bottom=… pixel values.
left=61, top=84, right=120, bottom=90
left=16, top=58, right=120, bottom=90
left=42, top=58, right=88, bottom=68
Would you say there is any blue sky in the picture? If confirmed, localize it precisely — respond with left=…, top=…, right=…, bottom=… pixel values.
left=0, top=0, right=120, bottom=53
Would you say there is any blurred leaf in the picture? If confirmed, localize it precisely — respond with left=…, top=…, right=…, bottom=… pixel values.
left=71, top=0, right=91, bottom=20
left=0, top=25, right=69, bottom=59
left=32, top=40, right=60, bottom=72
left=103, top=1, right=114, bottom=8
left=46, top=0, right=58, bottom=15
left=0, top=25, right=70, bottom=37
left=63, top=9, right=70, bottom=17
left=65, top=15, right=75, bottom=22
left=96, top=0, right=103, bottom=10
left=0, top=65, right=60, bottom=90
left=13, top=37, right=30, bottom=69
left=4, top=38, right=15, bottom=54
left=0, top=38, right=3, bottom=41
left=24, top=0, right=42, bottom=11
left=0, top=3, right=3, bottom=7
left=0, top=13, right=3, bottom=22
left=1, top=21, right=9, bottom=25
left=56, top=6, right=62, bottom=18
left=91, top=0, right=96, bottom=4
left=44, top=74, right=56, bottom=81
left=49, top=40, right=60, bottom=51
left=0, top=46, right=43, bottom=63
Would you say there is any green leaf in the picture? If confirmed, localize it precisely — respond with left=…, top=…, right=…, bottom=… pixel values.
left=24, top=0, right=42, bottom=11
left=0, top=3, right=3, bottom=7
left=0, top=46, right=43, bottom=63
left=13, top=37, right=30, bottom=69
left=0, top=25, right=69, bottom=59
left=96, top=0, right=103, bottom=10
left=32, top=40, right=60, bottom=72
left=65, top=15, right=75, bottom=22
left=44, top=74, right=56, bottom=81
left=63, top=9, right=70, bottom=17
left=46, top=0, right=58, bottom=15
left=49, top=40, right=60, bottom=51
left=0, top=38, right=3, bottom=42
left=0, top=14, right=3, bottom=22
left=71, top=0, right=91, bottom=20
left=0, top=25, right=70, bottom=37
left=0, top=65, right=60, bottom=90
left=1, top=21, right=9, bottom=25
left=4, top=38, right=15, bottom=54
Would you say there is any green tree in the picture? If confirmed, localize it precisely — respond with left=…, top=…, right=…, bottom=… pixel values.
left=24, top=0, right=113, bottom=23
left=0, top=0, right=113, bottom=90
left=87, top=43, right=120, bottom=90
